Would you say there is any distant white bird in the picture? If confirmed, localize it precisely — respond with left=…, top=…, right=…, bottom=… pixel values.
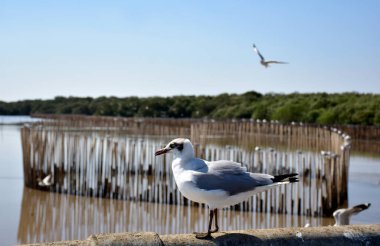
left=333, top=203, right=371, bottom=226
left=252, top=44, right=288, bottom=68
left=38, top=174, right=53, bottom=187
left=320, top=150, right=328, bottom=156
left=320, top=150, right=337, bottom=158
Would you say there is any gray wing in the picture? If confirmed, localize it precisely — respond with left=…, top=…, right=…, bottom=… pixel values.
left=253, top=44, right=265, bottom=62
left=207, top=160, right=247, bottom=174
left=340, top=203, right=370, bottom=217
left=193, top=160, right=273, bottom=195
left=266, top=60, right=288, bottom=64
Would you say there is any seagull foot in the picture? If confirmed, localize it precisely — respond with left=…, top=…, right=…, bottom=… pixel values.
left=209, top=228, right=219, bottom=233
left=193, top=232, right=212, bottom=239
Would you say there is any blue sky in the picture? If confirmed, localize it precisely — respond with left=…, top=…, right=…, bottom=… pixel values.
left=1, top=0, right=379, bottom=101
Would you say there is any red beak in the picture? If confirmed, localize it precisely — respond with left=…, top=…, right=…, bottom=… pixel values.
left=155, top=148, right=170, bottom=156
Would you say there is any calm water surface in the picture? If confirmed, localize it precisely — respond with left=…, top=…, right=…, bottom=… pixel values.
left=0, top=117, right=379, bottom=245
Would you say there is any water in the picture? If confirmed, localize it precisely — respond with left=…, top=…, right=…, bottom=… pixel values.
left=348, top=154, right=380, bottom=224
left=0, top=124, right=24, bottom=245
left=0, top=116, right=379, bottom=245
left=0, top=115, right=41, bottom=125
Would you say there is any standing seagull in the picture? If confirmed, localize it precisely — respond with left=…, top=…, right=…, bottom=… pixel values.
left=155, top=138, right=298, bottom=239
left=333, top=203, right=371, bottom=226
left=252, top=44, right=288, bottom=68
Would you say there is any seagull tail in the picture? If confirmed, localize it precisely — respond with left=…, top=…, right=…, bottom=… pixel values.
left=271, top=173, right=299, bottom=184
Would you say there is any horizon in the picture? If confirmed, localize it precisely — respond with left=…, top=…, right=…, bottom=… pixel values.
left=2, top=89, right=380, bottom=103
left=1, top=1, right=380, bottom=102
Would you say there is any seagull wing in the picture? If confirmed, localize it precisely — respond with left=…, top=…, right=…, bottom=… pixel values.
left=265, top=60, right=288, bottom=64
left=192, top=160, right=274, bottom=195
left=346, top=203, right=371, bottom=216
left=42, top=174, right=51, bottom=185
left=207, top=160, right=248, bottom=174
left=253, top=44, right=265, bottom=62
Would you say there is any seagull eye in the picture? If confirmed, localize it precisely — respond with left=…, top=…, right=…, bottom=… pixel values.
left=169, top=143, right=176, bottom=149
left=177, top=144, right=184, bottom=151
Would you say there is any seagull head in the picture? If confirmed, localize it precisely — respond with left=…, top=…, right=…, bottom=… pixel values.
left=155, top=138, right=195, bottom=159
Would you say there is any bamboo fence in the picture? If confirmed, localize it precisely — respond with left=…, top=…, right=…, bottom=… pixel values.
left=21, top=117, right=351, bottom=217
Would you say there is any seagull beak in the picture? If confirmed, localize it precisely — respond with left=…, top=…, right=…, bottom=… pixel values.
left=155, top=147, right=170, bottom=156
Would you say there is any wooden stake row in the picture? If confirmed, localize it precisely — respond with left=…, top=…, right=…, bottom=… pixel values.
left=21, top=117, right=350, bottom=217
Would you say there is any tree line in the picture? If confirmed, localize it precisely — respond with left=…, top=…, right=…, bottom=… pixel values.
left=1, top=91, right=379, bottom=126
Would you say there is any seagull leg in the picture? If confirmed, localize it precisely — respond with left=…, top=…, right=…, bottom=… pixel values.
left=194, top=209, right=214, bottom=239
left=209, top=209, right=219, bottom=233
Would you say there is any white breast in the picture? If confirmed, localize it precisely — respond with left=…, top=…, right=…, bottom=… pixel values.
left=172, top=168, right=232, bottom=208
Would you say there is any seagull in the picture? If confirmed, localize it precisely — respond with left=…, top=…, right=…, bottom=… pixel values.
left=155, top=138, right=298, bottom=239
left=38, top=174, right=53, bottom=187
left=304, top=203, right=371, bottom=228
left=333, top=203, right=371, bottom=226
left=252, top=44, right=288, bottom=68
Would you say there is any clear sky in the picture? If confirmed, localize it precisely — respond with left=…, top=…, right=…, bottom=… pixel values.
left=1, top=0, right=379, bottom=102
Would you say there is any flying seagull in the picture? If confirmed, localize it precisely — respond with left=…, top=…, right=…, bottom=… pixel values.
left=38, top=174, right=53, bottom=187
left=333, top=203, right=371, bottom=226
left=252, top=44, right=288, bottom=68
left=155, top=138, right=298, bottom=239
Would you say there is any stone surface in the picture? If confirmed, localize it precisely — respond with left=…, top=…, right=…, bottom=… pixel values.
left=161, top=225, right=380, bottom=245
left=89, top=232, right=163, bottom=246
left=20, top=225, right=380, bottom=246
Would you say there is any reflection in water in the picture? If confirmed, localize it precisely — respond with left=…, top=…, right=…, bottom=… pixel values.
left=17, top=187, right=333, bottom=244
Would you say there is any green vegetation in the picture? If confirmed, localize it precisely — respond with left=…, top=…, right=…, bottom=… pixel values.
left=1, top=91, right=380, bottom=125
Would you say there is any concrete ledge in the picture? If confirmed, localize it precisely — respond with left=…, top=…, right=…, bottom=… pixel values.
left=20, top=232, right=163, bottom=246
left=21, top=225, right=380, bottom=246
